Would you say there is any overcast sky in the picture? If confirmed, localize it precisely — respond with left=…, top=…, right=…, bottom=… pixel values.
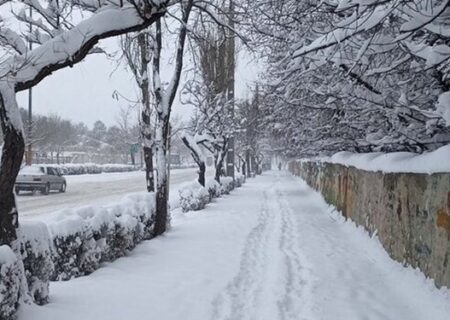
left=15, top=37, right=261, bottom=128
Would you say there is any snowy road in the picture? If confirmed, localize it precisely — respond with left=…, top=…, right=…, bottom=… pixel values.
left=19, top=171, right=450, bottom=320
left=18, top=168, right=203, bottom=219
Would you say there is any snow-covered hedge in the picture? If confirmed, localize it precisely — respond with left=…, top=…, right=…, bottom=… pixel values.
left=206, top=180, right=221, bottom=199
left=179, top=181, right=210, bottom=212
left=39, top=163, right=140, bottom=175
left=235, top=173, right=246, bottom=188
left=17, top=222, right=54, bottom=305
left=100, top=164, right=139, bottom=173
left=0, top=223, right=54, bottom=319
left=179, top=175, right=246, bottom=212
left=0, top=246, right=23, bottom=320
left=49, top=193, right=155, bottom=280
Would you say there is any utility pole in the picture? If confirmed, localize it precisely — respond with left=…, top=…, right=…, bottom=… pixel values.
left=225, top=0, right=235, bottom=180
left=26, top=6, right=33, bottom=165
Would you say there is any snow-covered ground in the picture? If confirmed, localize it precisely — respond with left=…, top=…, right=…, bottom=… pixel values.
left=18, top=168, right=210, bottom=221
left=18, top=171, right=450, bottom=320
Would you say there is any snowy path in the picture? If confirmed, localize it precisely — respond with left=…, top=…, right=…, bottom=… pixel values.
left=19, top=171, right=450, bottom=320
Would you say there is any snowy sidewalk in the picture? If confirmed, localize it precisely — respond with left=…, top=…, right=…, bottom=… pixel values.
left=19, top=172, right=450, bottom=320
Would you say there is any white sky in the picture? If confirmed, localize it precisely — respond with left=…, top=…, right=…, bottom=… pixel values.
left=15, top=37, right=261, bottom=128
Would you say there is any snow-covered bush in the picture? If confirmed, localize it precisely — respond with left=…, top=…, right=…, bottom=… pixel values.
left=179, top=181, right=210, bottom=212
left=17, top=222, right=54, bottom=305
left=179, top=176, right=247, bottom=212
left=105, top=215, right=140, bottom=260
left=40, top=163, right=139, bottom=175
left=0, top=246, right=23, bottom=320
left=206, top=179, right=221, bottom=199
left=49, top=216, right=101, bottom=280
left=100, top=164, right=139, bottom=173
left=220, top=177, right=235, bottom=194
left=235, top=173, right=245, bottom=188
left=49, top=193, right=155, bottom=280
left=42, top=163, right=102, bottom=175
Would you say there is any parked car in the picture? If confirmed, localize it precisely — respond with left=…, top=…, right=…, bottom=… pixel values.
left=15, top=165, right=66, bottom=195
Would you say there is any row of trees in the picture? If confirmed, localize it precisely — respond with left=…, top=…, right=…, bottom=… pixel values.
left=242, top=0, right=450, bottom=157
left=13, top=110, right=140, bottom=164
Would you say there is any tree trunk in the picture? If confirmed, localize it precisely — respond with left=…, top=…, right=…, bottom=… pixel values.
left=152, top=0, right=192, bottom=235
left=214, top=139, right=228, bottom=183
left=198, top=162, right=206, bottom=187
left=130, top=150, right=135, bottom=165
left=251, top=155, right=256, bottom=176
left=181, top=135, right=205, bottom=187
left=246, top=150, right=251, bottom=178
left=154, top=116, right=169, bottom=236
left=144, top=146, right=154, bottom=192
left=0, top=90, right=25, bottom=246
left=137, top=32, right=155, bottom=193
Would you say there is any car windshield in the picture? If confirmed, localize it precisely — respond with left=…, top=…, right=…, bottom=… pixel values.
left=19, top=166, right=45, bottom=175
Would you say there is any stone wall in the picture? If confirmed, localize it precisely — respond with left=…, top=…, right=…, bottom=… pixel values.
left=289, top=160, right=450, bottom=288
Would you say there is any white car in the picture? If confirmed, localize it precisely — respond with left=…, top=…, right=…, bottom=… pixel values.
left=15, top=165, right=67, bottom=195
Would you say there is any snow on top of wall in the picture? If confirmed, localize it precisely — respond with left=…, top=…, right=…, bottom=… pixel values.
left=307, top=145, right=450, bottom=174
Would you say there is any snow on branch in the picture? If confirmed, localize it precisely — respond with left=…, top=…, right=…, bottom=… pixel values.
left=0, top=1, right=169, bottom=92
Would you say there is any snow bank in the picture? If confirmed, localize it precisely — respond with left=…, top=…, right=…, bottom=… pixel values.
left=307, top=145, right=450, bottom=174
left=179, top=175, right=246, bottom=212
left=48, top=193, right=155, bottom=280
left=39, top=163, right=139, bottom=175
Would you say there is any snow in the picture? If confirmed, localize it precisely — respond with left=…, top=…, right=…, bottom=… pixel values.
left=16, top=221, right=52, bottom=256
left=294, top=5, right=392, bottom=58
left=17, top=172, right=450, bottom=320
left=0, top=82, right=24, bottom=132
left=307, top=144, right=450, bottom=174
left=0, top=245, right=17, bottom=265
left=19, top=166, right=45, bottom=175
left=437, top=92, right=450, bottom=126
